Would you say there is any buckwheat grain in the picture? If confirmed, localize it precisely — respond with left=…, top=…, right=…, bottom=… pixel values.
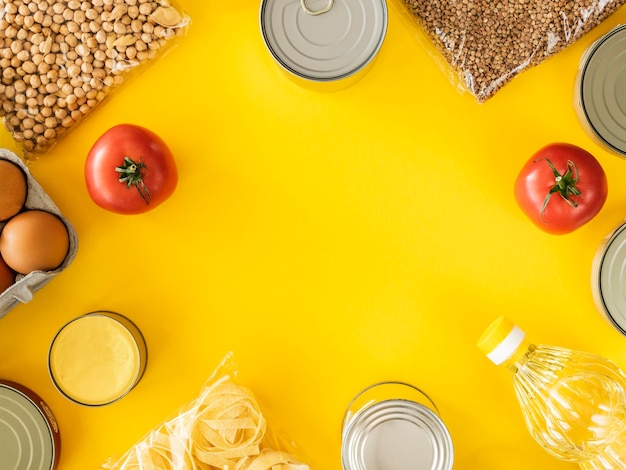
left=400, top=0, right=625, bottom=102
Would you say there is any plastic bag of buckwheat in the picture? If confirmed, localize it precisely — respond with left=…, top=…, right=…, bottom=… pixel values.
left=395, top=0, right=626, bottom=102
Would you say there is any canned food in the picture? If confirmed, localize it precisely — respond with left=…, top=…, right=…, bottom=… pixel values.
left=260, top=0, right=387, bottom=87
left=342, top=382, right=454, bottom=470
left=574, top=24, right=626, bottom=157
left=0, top=379, right=61, bottom=470
left=592, top=222, right=626, bottom=335
left=48, top=311, right=147, bottom=406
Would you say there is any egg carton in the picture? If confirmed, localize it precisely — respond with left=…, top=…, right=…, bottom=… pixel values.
left=0, top=149, right=78, bottom=318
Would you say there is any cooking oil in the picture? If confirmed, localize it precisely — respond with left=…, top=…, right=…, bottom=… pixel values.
left=478, top=317, right=626, bottom=469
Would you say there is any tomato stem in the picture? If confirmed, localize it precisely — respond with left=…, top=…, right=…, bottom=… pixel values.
left=115, top=156, right=151, bottom=205
left=539, top=158, right=580, bottom=222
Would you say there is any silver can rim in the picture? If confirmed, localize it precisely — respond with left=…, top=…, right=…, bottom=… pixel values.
left=0, top=380, right=60, bottom=470
left=575, top=24, right=626, bottom=156
left=341, top=382, right=454, bottom=470
left=592, top=222, right=626, bottom=336
left=259, top=0, right=388, bottom=82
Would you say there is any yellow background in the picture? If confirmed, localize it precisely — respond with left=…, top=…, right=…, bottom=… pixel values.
left=1, top=1, right=626, bottom=469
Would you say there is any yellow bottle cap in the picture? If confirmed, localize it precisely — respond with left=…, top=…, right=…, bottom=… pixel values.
left=477, top=317, right=526, bottom=365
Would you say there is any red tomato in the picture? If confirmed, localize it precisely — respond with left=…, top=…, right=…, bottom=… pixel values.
left=85, top=124, right=178, bottom=215
left=514, top=143, right=608, bottom=235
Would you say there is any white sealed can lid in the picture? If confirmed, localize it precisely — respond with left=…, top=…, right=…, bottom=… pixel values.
left=592, top=222, right=626, bottom=335
left=342, top=382, right=453, bottom=470
left=575, top=24, right=626, bottom=156
left=260, top=0, right=387, bottom=82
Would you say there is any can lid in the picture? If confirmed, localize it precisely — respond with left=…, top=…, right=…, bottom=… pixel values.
left=594, top=224, right=626, bottom=334
left=342, top=399, right=453, bottom=470
left=260, top=0, right=387, bottom=81
left=578, top=25, right=626, bottom=155
left=477, top=317, right=526, bottom=365
left=0, top=381, right=59, bottom=470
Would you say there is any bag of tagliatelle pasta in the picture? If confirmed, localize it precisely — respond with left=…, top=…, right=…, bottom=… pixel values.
left=101, top=352, right=311, bottom=470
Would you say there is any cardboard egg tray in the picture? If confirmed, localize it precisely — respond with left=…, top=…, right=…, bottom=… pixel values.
left=0, top=149, right=78, bottom=318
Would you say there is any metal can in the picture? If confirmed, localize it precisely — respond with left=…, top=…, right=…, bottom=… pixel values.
left=574, top=24, right=626, bottom=157
left=592, top=222, right=626, bottom=335
left=341, top=382, right=454, bottom=470
left=260, top=0, right=387, bottom=88
left=48, top=311, right=147, bottom=406
left=0, top=379, right=61, bottom=470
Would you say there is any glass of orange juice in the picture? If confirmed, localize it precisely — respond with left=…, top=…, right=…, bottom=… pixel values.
left=48, top=311, right=147, bottom=406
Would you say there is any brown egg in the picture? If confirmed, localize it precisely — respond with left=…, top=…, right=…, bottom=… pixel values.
left=0, top=255, right=16, bottom=293
left=0, top=160, right=27, bottom=221
left=0, top=210, right=70, bottom=274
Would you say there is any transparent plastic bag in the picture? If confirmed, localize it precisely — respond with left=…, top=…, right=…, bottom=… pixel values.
left=101, top=352, right=311, bottom=470
left=0, top=0, right=190, bottom=159
left=396, top=0, right=626, bottom=102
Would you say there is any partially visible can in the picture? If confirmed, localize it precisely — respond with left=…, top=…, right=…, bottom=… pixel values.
left=260, top=0, right=387, bottom=88
left=592, top=222, right=626, bottom=335
left=574, top=24, right=626, bottom=157
left=0, top=380, right=61, bottom=470
left=341, top=382, right=454, bottom=470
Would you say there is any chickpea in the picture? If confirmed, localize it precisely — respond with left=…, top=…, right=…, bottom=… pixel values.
left=0, top=0, right=187, bottom=155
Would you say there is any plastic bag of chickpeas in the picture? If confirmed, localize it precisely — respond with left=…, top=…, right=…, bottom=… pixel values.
left=0, top=0, right=190, bottom=159
left=101, top=352, right=312, bottom=470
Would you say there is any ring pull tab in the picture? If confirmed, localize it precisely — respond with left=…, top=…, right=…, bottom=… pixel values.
left=301, top=0, right=333, bottom=16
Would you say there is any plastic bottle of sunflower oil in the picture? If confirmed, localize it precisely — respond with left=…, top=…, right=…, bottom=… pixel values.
left=477, top=316, right=626, bottom=470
